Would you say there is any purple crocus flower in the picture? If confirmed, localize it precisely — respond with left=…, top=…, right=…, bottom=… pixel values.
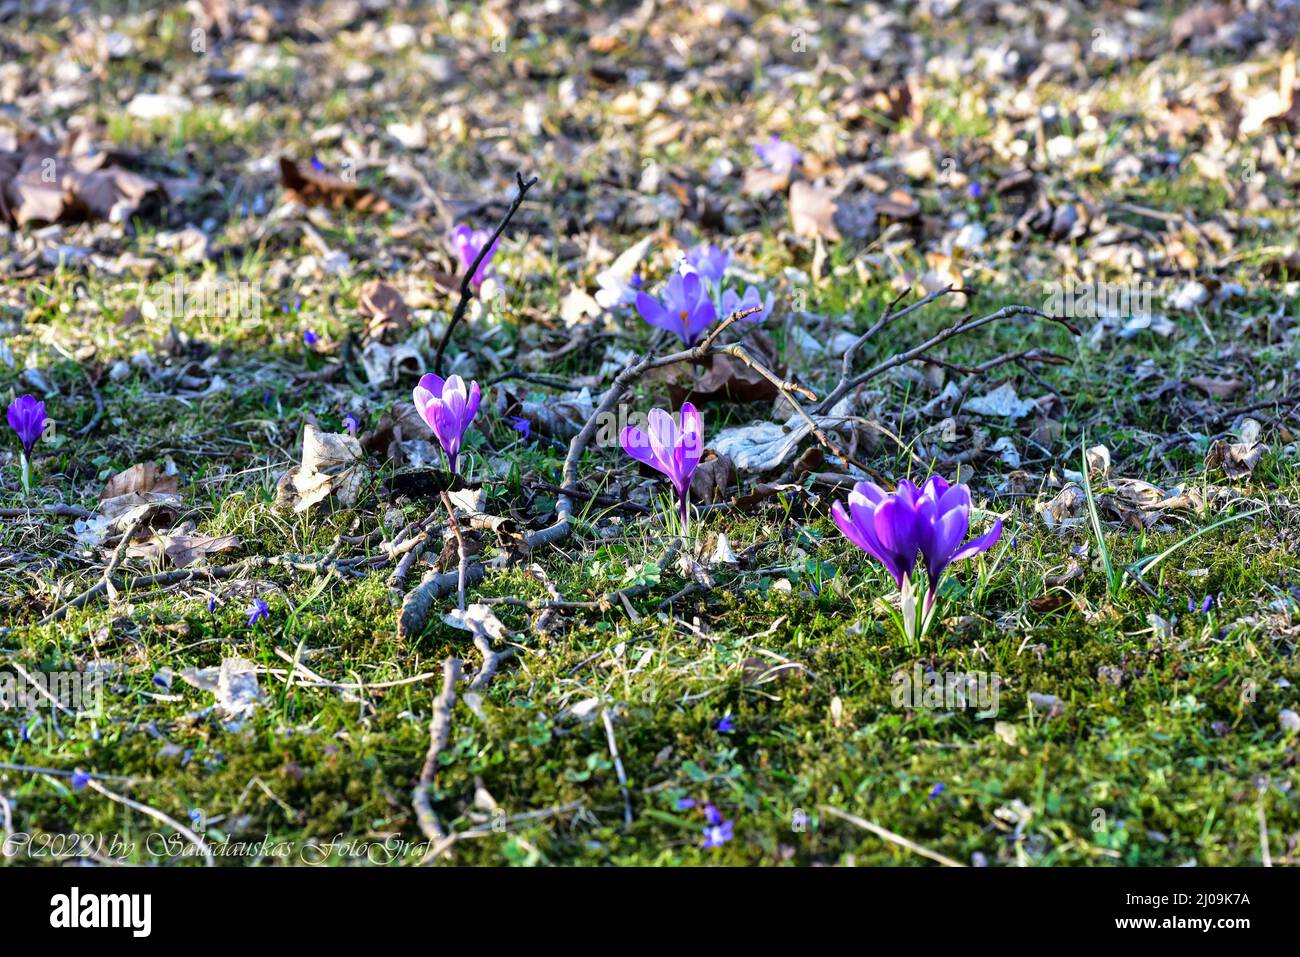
left=7, top=394, right=45, bottom=457
left=413, top=373, right=482, bottom=475
left=754, top=135, right=801, bottom=176
left=7, top=394, right=45, bottom=494
left=832, top=476, right=1002, bottom=642
left=620, top=402, right=704, bottom=533
left=246, top=598, right=270, bottom=626
left=635, top=271, right=716, bottom=346
left=684, top=243, right=732, bottom=285
left=720, top=285, right=775, bottom=324
left=450, top=224, right=500, bottom=291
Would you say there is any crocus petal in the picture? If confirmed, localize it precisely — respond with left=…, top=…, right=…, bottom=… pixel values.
left=948, top=518, right=1003, bottom=565
left=621, top=426, right=656, bottom=467
left=646, top=407, right=679, bottom=474
left=674, top=402, right=704, bottom=489
left=635, top=291, right=674, bottom=332
left=417, top=373, right=446, bottom=399
left=463, top=381, right=481, bottom=429
left=922, top=506, right=971, bottom=585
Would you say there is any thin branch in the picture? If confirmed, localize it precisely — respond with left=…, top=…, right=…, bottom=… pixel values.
left=433, top=171, right=539, bottom=377
left=820, top=804, right=965, bottom=868
left=412, top=658, right=461, bottom=853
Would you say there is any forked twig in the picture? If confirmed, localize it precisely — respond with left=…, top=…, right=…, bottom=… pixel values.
left=433, top=171, right=539, bottom=377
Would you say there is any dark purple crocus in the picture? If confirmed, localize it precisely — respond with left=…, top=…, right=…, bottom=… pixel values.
left=754, top=135, right=801, bottom=176
left=832, top=476, right=1002, bottom=643
left=720, top=285, right=775, bottom=324
left=635, top=271, right=716, bottom=346
left=8, top=393, right=45, bottom=457
left=450, top=224, right=499, bottom=291
left=246, top=598, right=270, bottom=626
left=7, top=394, right=46, bottom=494
left=621, top=403, right=704, bottom=534
left=413, top=373, right=482, bottom=475
left=685, top=243, right=732, bottom=286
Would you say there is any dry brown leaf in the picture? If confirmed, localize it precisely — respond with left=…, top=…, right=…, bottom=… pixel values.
left=1189, top=375, right=1246, bottom=399
left=279, top=157, right=392, bottom=214
left=285, top=423, right=369, bottom=512
left=789, top=180, right=841, bottom=241
left=358, top=280, right=411, bottom=344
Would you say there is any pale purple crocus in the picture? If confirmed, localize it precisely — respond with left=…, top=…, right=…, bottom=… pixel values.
left=684, top=243, right=732, bottom=286
left=413, top=373, right=482, bottom=475
left=720, top=285, right=775, bottom=324
left=754, top=135, right=801, bottom=176
left=450, top=224, right=499, bottom=291
left=594, top=268, right=642, bottom=310
left=621, top=402, right=704, bottom=534
left=635, top=271, right=716, bottom=346
left=832, top=476, right=1002, bottom=644
left=7, top=394, right=46, bottom=494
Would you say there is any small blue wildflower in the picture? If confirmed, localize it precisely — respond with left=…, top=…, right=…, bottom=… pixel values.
left=928, top=782, right=945, bottom=800
left=310, top=157, right=325, bottom=173
left=303, top=329, right=319, bottom=346
left=701, top=805, right=734, bottom=847
left=343, top=413, right=360, bottom=435
left=1188, top=595, right=1215, bottom=614
left=675, top=797, right=696, bottom=811
left=70, top=770, right=91, bottom=791
left=968, top=182, right=983, bottom=199
left=509, top=416, right=531, bottom=440
left=246, top=597, right=270, bottom=626
left=715, top=715, right=735, bottom=733
left=207, top=596, right=217, bottom=614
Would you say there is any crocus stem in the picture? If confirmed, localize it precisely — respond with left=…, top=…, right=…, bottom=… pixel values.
left=19, top=453, right=30, bottom=496
left=679, top=489, right=690, bottom=537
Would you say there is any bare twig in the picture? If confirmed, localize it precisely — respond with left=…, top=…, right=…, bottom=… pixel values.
left=816, top=299, right=1079, bottom=416
left=86, top=778, right=214, bottom=866
left=602, top=706, right=634, bottom=829
left=433, top=171, right=539, bottom=377
left=439, top=492, right=469, bottom=611
left=820, top=804, right=965, bottom=867
left=412, top=658, right=462, bottom=853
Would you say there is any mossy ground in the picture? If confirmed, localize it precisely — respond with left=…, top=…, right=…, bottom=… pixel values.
left=1, top=4, right=1298, bottom=866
